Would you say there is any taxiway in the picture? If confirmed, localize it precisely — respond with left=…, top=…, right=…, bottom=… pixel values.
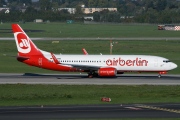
left=0, top=104, right=180, bottom=119
left=0, top=73, right=180, bottom=119
left=0, top=73, right=180, bottom=85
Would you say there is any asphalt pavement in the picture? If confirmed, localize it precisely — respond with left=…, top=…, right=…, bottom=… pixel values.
left=0, top=104, right=179, bottom=119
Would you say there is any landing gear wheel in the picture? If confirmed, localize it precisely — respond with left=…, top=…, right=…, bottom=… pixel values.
left=88, top=71, right=98, bottom=78
left=88, top=74, right=93, bottom=78
left=158, top=74, right=161, bottom=78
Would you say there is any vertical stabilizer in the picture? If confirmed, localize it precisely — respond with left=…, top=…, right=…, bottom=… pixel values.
left=12, top=24, right=42, bottom=56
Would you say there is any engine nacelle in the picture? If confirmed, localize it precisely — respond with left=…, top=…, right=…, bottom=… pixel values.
left=98, top=68, right=117, bottom=77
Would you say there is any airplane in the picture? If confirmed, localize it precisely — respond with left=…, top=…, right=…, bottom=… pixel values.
left=12, top=24, right=177, bottom=78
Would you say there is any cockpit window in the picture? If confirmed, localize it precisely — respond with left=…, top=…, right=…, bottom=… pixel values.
left=163, top=60, right=171, bottom=63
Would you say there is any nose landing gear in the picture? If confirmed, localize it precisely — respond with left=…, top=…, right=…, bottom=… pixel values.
left=158, top=74, right=161, bottom=78
left=158, top=71, right=167, bottom=78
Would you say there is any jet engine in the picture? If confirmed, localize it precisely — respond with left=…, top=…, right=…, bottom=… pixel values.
left=98, top=68, right=117, bottom=77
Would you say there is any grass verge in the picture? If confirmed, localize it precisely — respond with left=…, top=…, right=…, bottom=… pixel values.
left=0, top=22, right=180, bottom=37
left=0, top=40, right=180, bottom=73
left=0, top=84, right=179, bottom=106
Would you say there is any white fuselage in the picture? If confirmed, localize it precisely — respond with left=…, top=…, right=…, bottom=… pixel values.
left=43, top=53, right=177, bottom=72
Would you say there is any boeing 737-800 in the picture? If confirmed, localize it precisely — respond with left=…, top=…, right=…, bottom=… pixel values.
left=12, top=24, right=177, bottom=78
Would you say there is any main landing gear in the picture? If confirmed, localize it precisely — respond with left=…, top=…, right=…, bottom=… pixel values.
left=88, top=71, right=98, bottom=78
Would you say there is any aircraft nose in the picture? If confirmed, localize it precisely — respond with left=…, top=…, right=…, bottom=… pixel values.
left=171, top=62, right=178, bottom=69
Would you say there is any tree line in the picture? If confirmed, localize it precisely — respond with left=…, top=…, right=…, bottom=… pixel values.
left=0, top=0, right=180, bottom=23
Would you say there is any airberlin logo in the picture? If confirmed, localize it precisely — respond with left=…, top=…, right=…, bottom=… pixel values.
left=106, top=58, right=148, bottom=66
left=14, top=32, right=31, bottom=53
left=19, top=39, right=29, bottom=49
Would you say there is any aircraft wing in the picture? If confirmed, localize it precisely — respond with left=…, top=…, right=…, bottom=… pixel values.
left=61, top=63, right=101, bottom=71
left=50, top=52, right=102, bottom=71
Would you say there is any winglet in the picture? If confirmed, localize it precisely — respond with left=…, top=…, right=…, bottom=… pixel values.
left=82, top=48, right=88, bottom=55
left=50, top=52, right=60, bottom=64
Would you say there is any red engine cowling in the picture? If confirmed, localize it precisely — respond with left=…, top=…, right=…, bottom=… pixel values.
left=98, top=68, right=117, bottom=77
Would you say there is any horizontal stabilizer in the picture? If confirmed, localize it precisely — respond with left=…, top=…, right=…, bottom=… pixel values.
left=3, top=54, right=16, bottom=57
left=17, top=56, right=29, bottom=62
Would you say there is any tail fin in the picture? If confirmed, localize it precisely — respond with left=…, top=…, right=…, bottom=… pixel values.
left=12, top=24, right=41, bottom=56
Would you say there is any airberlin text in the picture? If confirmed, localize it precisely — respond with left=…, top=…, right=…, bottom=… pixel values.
left=106, top=58, right=148, bottom=66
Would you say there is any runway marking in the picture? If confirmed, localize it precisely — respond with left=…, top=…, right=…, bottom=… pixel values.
left=138, top=105, right=180, bottom=114
left=125, top=107, right=142, bottom=110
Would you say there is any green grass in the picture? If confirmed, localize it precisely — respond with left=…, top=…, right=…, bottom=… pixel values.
left=0, top=22, right=180, bottom=110
left=72, top=119, right=180, bottom=120
left=1, top=22, right=180, bottom=37
left=0, top=40, right=180, bottom=73
left=0, top=85, right=179, bottom=106
left=80, top=119, right=180, bottom=120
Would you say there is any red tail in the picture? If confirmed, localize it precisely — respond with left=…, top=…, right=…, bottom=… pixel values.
left=12, top=24, right=42, bottom=57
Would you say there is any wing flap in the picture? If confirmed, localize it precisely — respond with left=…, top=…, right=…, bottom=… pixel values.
left=66, top=64, right=100, bottom=71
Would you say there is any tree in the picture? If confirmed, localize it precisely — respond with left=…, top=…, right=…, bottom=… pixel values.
left=19, top=6, right=39, bottom=22
left=93, top=11, right=100, bottom=22
left=8, top=0, right=31, bottom=4
left=125, top=2, right=136, bottom=16
left=98, top=0, right=108, bottom=7
left=39, top=0, right=52, bottom=10
left=3, top=0, right=180, bottom=23
left=144, top=0, right=154, bottom=10
left=107, top=0, right=118, bottom=7
left=155, top=0, right=167, bottom=11
left=75, top=5, right=83, bottom=15
left=25, top=6, right=37, bottom=13
left=144, top=8, right=158, bottom=23
left=52, top=1, right=59, bottom=11
left=88, top=0, right=97, bottom=7
left=0, top=0, right=5, bottom=7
